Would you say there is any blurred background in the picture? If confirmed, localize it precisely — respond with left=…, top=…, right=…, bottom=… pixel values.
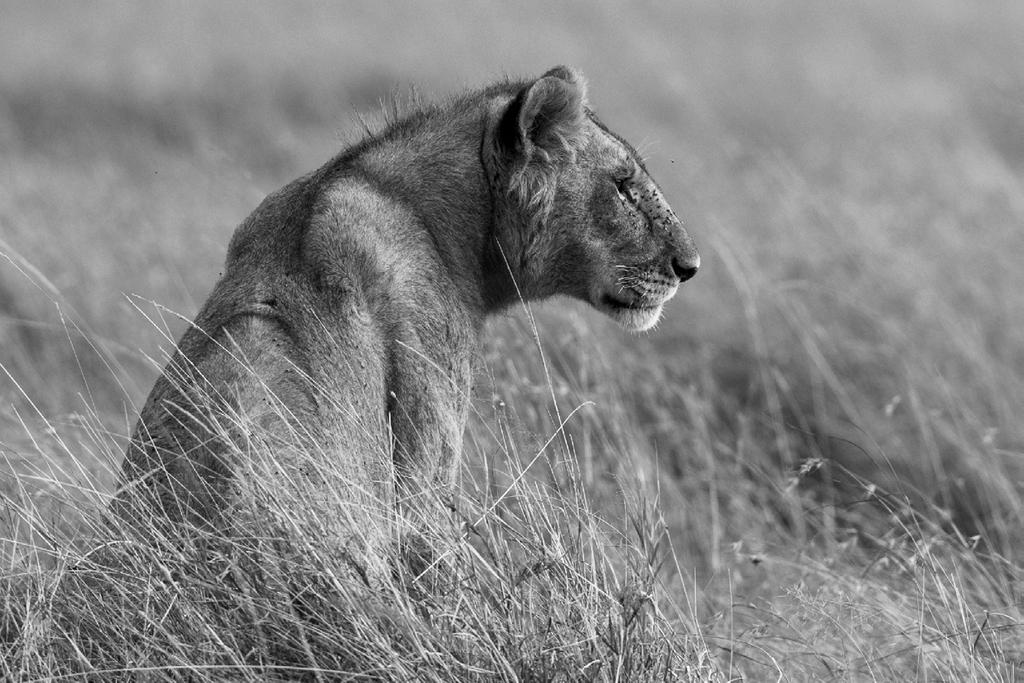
left=2, top=1, right=1023, bottom=676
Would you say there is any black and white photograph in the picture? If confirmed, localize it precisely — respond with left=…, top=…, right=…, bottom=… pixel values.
left=1, top=2, right=1022, bottom=679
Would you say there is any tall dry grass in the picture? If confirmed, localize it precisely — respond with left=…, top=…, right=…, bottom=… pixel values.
left=1, top=364, right=717, bottom=679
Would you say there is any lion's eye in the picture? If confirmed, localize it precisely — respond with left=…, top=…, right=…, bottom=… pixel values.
left=615, top=178, right=634, bottom=203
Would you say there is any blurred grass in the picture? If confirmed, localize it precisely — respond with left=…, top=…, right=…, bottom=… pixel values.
left=2, top=0, right=1024, bottom=678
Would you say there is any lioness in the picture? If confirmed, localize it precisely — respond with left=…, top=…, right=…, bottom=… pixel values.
left=117, top=66, right=698, bottom=549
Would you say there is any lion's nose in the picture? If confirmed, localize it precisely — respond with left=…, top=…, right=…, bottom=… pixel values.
left=672, top=253, right=700, bottom=282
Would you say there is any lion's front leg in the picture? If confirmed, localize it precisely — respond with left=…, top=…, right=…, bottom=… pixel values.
left=387, top=370, right=466, bottom=495
left=385, top=357, right=469, bottom=581
left=385, top=340, right=471, bottom=523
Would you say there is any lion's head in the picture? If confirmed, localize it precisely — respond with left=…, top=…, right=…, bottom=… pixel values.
left=485, top=66, right=699, bottom=332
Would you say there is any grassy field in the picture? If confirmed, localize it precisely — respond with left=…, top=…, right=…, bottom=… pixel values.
left=2, top=0, right=1024, bottom=679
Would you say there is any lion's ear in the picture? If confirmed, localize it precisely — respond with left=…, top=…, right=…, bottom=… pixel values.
left=498, top=66, right=588, bottom=160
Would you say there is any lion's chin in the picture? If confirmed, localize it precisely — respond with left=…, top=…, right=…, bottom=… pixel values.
left=609, top=304, right=664, bottom=332
left=598, top=294, right=666, bottom=332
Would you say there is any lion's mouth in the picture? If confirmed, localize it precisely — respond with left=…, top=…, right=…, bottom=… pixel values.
left=600, top=293, right=659, bottom=311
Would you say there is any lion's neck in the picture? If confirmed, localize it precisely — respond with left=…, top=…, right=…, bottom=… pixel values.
left=352, top=110, right=500, bottom=325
